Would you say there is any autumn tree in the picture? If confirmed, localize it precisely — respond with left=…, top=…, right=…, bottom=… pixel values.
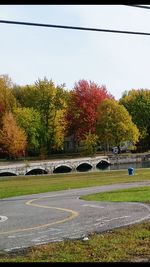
left=14, top=107, right=41, bottom=155
left=52, top=109, right=67, bottom=152
left=119, top=89, right=150, bottom=151
left=96, top=99, right=140, bottom=152
left=0, top=112, right=27, bottom=159
left=33, top=78, right=68, bottom=154
left=0, top=75, right=16, bottom=127
left=65, top=80, right=113, bottom=146
left=12, top=77, right=68, bottom=155
left=82, top=131, right=98, bottom=156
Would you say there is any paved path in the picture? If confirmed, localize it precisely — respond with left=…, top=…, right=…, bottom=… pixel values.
left=0, top=181, right=150, bottom=252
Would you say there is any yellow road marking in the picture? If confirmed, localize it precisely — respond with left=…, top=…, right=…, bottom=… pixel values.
left=0, top=196, right=79, bottom=235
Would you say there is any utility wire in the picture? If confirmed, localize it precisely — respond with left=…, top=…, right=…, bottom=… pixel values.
left=124, top=5, right=150, bottom=10
left=1, top=19, right=150, bottom=36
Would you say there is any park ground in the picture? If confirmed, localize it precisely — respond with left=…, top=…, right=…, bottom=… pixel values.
left=0, top=169, right=150, bottom=262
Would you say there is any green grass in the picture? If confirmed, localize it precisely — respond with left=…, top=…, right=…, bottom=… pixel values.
left=0, top=222, right=149, bottom=262
left=0, top=169, right=150, bottom=262
left=81, top=186, right=150, bottom=203
left=0, top=169, right=150, bottom=199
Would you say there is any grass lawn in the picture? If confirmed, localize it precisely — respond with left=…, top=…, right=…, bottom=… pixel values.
left=81, top=186, right=150, bottom=203
left=0, top=169, right=150, bottom=262
left=0, top=168, right=150, bottom=199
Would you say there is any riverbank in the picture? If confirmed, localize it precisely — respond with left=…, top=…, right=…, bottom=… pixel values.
left=1, top=152, right=150, bottom=165
left=109, top=153, right=150, bottom=165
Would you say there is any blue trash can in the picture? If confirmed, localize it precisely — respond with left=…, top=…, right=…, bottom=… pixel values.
left=128, top=167, right=134, bottom=176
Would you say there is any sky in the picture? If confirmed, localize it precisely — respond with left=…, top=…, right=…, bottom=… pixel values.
left=1, top=4, right=150, bottom=100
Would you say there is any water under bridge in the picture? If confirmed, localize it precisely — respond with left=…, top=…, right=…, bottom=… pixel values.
left=0, top=156, right=110, bottom=177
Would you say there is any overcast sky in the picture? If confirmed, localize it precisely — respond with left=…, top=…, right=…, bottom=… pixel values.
left=1, top=5, right=150, bottom=99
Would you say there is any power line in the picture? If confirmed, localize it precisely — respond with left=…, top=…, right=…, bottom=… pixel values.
left=124, top=5, right=150, bottom=10
left=1, top=19, right=150, bottom=37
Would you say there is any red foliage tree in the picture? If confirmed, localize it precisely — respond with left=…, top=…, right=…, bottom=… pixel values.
left=65, top=80, right=114, bottom=141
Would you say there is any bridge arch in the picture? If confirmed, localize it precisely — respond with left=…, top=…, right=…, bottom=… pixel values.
left=25, top=168, right=48, bottom=176
left=96, top=160, right=110, bottom=169
left=53, top=165, right=72, bottom=174
left=76, top=162, right=92, bottom=172
left=0, top=172, right=17, bottom=177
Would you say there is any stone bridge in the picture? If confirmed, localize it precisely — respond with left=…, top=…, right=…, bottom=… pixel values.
left=0, top=156, right=110, bottom=177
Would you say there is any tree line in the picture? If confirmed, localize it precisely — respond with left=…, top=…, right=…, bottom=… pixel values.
left=0, top=74, right=149, bottom=159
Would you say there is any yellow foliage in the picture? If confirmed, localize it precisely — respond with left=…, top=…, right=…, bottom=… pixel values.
left=0, top=112, right=27, bottom=158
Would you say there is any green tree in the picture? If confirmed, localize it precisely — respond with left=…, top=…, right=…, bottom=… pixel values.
left=0, top=112, right=27, bottom=159
left=12, top=84, right=37, bottom=108
left=12, top=78, right=68, bottom=155
left=14, top=107, right=41, bottom=155
left=119, top=89, right=150, bottom=151
left=96, top=99, right=140, bottom=152
left=82, top=131, right=98, bottom=156
left=34, top=78, right=68, bottom=154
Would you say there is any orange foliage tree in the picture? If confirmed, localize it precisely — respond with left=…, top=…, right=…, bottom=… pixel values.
left=0, top=112, right=27, bottom=159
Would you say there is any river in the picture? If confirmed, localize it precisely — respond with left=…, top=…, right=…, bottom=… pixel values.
left=97, top=160, right=150, bottom=171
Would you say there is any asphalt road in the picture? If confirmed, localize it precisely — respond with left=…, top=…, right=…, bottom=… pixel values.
left=0, top=181, right=150, bottom=252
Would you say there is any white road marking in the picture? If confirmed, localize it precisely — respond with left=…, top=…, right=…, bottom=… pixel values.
left=94, top=216, right=131, bottom=226
left=32, top=236, right=63, bottom=243
left=35, top=238, right=63, bottom=245
left=34, top=241, right=49, bottom=246
left=8, top=233, right=34, bottom=238
left=39, top=231, right=63, bottom=236
left=96, top=217, right=109, bottom=221
left=32, top=235, right=47, bottom=242
left=4, top=246, right=27, bottom=252
left=38, top=228, right=61, bottom=234
left=0, top=215, right=8, bottom=223
left=122, top=203, right=150, bottom=226
left=82, top=204, right=104, bottom=209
